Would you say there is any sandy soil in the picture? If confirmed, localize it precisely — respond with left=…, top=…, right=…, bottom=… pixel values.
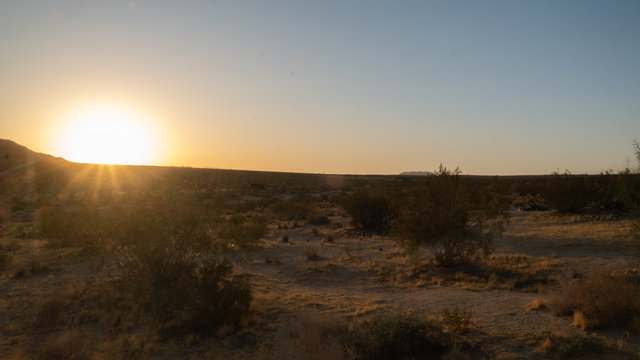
left=1, top=209, right=639, bottom=359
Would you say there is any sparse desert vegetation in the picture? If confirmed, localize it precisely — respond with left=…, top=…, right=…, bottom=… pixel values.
left=2, top=139, right=640, bottom=358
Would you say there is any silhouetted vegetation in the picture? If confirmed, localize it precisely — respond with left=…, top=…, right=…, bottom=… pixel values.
left=0, top=245, right=11, bottom=271
left=3, top=139, right=640, bottom=358
left=342, top=192, right=394, bottom=235
left=393, top=166, right=509, bottom=265
left=545, top=270, right=640, bottom=330
left=342, top=314, right=450, bottom=360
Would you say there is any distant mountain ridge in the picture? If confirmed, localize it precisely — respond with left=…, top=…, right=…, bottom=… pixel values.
left=0, top=139, right=66, bottom=174
left=399, top=171, right=433, bottom=176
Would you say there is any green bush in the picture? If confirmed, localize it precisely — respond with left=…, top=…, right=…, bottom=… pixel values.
left=393, top=165, right=509, bottom=266
left=342, top=192, right=394, bottom=235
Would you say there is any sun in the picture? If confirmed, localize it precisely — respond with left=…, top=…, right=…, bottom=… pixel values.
left=57, top=104, right=157, bottom=165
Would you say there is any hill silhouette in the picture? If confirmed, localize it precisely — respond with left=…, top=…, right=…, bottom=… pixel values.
left=0, top=139, right=67, bottom=175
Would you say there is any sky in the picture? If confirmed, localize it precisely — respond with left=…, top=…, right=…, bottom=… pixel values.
left=1, top=0, right=639, bottom=175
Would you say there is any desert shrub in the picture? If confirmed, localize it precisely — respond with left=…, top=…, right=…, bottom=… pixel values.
left=541, top=171, right=640, bottom=215
left=617, top=170, right=640, bottom=248
left=534, top=333, right=603, bottom=359
left=13, top=268, right=26, bottom=279
left=258, top=315, right=355, bottom=360
left=116, top=214, right=252, bottom=330
left=110, top=192, right=252, bottom=332
left=0, top=250, right=11, bottom=271
left=615, top=172, right=640, bottom=215
left=269, top=194, right=314, bottom=220
left=440, top=306, right=472, bottom=334
left=14, top=260, right=51, bottom=279
left=393, top=165, right=509, bottom=266
left=542, top=173, right=597, bottom=214
left=118, top=246, right=251, bottom=331
left=216, top=214, right=267, bottom=250
left=37, top=292, right=69, bottom=327
left=572, top=271, right=640, bottom=329
left=308, top=215, right=330, bottom=226
left=184, top=259, right=252, bottom=331
left=342, top=313, right=449, bottom=360
left=118, top=241, right=198, bottom=322
left=342, top=192, right=394, bottom=235
left=36, top=331, right=93, bottom=360
left=546, top=271, right=640, bottom=329
left=38, top=205, right=113, bottom=253
left=557, top=333, right=602, bottom=358
left=11, top=196, right=28, bottom=212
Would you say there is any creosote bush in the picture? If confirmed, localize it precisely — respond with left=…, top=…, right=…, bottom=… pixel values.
left=342, top=313, right=450, bottom=360
left=37, top=205, right=113, bottom=253
left=107, top=192, right=253, bottom=333
left=393, top=165, right=509, bottom=266
left=116, top=214, right=251, bottom=332
left=118, top=248, right=251, bottom=332
left=215, top=214, right=267, bottom=250
left=269, top=193, right=314, bottom=220
left=342, top=192, right=394, bottom=235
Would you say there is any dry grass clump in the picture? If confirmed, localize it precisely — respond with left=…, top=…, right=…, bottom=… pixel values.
left=527, top=297, right=546, bottom=311
left=14, top=260, right=50, bottom=279
left=259, top=312, right=460, bottom=360
left=545, top=270, right=640, bottom=330
left=532, top=333, right=603, bottom=358
left=440, top=306, right=472, bottom=334
left=402, top=254, right=554, bottom=291
left=258, top=315, right=355, bottom=360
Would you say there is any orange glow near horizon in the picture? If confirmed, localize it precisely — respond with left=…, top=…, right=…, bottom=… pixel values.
left=56, top=104, right=161, bottom=165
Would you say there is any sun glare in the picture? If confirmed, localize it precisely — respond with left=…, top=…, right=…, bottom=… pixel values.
left=57, top=105, right=157, bottom=165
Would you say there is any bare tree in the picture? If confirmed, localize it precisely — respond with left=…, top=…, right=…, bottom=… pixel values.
left=634, top=139, right=640, bottom=171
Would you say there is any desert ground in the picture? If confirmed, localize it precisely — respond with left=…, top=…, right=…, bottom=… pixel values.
left=1, top=140, right=640, bottom=359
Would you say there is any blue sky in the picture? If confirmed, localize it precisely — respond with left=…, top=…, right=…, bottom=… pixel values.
left=1, top=0, right=639, bottom=174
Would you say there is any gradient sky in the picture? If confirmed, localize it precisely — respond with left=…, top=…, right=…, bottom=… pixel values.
left=2, top=0, right=639, bottom=175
